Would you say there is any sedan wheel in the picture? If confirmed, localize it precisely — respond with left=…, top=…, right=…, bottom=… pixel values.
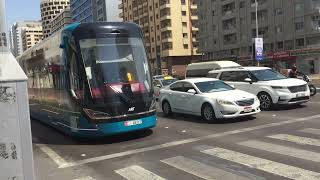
left=258, top=93, right=272, bottom=110
left=162, top=101, right=172, bottom=116
left=202, top=104, right=216, bottom=121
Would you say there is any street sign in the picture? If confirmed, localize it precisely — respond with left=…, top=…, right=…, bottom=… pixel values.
left=255, top=38, right=264, bottom=61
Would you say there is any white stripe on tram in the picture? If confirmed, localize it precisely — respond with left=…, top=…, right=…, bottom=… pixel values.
left=267, top=134, right=320, bottom=147
left=202, top=148, right=320, bottom=180
left=238, top=140, right=320, bottom=163
left=115, top=165, right=166, bottom=180
left=161, top=156, right=248, bottom=180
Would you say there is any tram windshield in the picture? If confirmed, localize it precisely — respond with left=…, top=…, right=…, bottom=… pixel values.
left=79, top=37, right=152, bottom=101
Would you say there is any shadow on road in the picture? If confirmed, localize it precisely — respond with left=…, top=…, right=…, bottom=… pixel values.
left=157, top=112, right=256, bottom=124
left=270, top=104, right=306, bottom=111
left=31, top=119, right=153, bottom=146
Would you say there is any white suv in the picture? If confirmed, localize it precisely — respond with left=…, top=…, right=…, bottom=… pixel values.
left=208, top=67, right=310, bottom=110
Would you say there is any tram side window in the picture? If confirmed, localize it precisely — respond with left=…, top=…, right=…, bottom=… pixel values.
left=67, top=37, right=83, bottom=99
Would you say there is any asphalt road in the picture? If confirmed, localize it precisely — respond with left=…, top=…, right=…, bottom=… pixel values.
left=32, top=94, right=320, bottom=180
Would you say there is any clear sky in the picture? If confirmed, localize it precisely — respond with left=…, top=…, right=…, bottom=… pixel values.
left=6, top=0, right=41, bottom=29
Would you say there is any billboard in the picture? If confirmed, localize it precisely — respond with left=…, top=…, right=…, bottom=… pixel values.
left=255, top=38, right=264, bottom=61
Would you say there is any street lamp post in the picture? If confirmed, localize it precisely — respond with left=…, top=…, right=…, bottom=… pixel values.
left=255, top=0, right=260, bottom=66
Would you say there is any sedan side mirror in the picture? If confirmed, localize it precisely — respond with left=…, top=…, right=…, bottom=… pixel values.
left=187, top=89, right=197, bottom=94
left=244, top=78, right=253, bottom=84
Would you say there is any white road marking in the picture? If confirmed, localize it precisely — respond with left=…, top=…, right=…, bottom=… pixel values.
left=36, top=144, right=68, bottom=167
left=299, top=128, right=320, bottom=135
left=59, top=114, right=320, bottom=168
left=268, top=134, right=320, bottom=147
left=73, top=176, right=95, bottom=180
left=239, top=140, right=320, bottom=163
left=202, top=148, right=320, bottom=180
left=115, top=165, right=166, bottom=180
left=161, top=156, right=248, bottom=180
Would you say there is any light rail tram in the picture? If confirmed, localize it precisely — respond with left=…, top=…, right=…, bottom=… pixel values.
left=18, top=22, right=157, bottom=137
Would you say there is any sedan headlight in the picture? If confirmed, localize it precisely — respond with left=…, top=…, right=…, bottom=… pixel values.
left=217, top=99, right=234, bottom=105
left=271, top=86, right=287, bottom=89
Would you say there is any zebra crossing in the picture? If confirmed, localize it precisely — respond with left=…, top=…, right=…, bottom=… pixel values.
left=114, top=128, right=320, bottom=180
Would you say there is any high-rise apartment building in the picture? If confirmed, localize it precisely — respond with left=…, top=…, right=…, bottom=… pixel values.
left=0, top=0, right=7, bottom=49
left=21, top=24, right=43, bottom=51
left=40, top=0, right=70, bottom=38
left=10, top=21, right=42, bottom=57
left=197, top=0, right=320, bottom=74
left=50, top=8, right=72, bottom=34
left=119, top=0, right=200, bottom=75
left=70, top=0, right=121, bottom=23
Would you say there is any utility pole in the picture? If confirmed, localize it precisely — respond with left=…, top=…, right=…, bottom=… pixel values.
left=255, top=0, right=260, bottom=66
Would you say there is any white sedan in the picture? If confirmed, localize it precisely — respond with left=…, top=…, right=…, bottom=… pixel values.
left=159, top=78, right=261, bottom=121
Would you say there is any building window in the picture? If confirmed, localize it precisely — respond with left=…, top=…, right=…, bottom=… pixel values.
left=296, top=38, right=304, bottom=47
left=275, top=8, right=283, bottom=16
left=295, top=3, right=304, bottom=12
left=275, top=25, right=282, bottom=33
left=182, top=22, right=187, bottom=27
left=183, top=33, right=188, bottom=38
left=240, top=1, right=245, bottom=8
left=181, top=0, right=186, bottom=5
left=277, top=41, right=283, bottom=49
left=182, top=11, right=187, bottom=16
left=183, top=44, right=188, bottom=49
left=295, top=22, right=304, bottom=31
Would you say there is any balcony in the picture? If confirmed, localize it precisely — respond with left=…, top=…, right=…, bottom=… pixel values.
left=119, top=12, right=123, bottom=18
left=162, top=37, right=172, bottom=43
left=160, top=0, right=171, bottom=9
left=118, top=3, right=123, bottom=9
left=191, top=15, right=198, bottom=20
left=190, top=4, right=197, bottom=9
left=160, top=14, right=171, bottom=21
left=161, top=26, right=172, bottom=32
left=192, top=26, right=199, bottom=31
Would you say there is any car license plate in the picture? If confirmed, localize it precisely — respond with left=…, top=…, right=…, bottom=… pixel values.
left=296, top=93, right=305, bottom=97
left=124, top=120, right=142, bottom=126
left=244, top=107, right=252, bottom=113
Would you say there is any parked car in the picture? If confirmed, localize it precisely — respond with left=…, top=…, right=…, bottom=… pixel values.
left=208, top=67, right=310, bottom=110
left=159, top=78, right=261, bottom=121
left=185, top=61, right=242, bottom=78
left=153, top=76, right=178, bottom=100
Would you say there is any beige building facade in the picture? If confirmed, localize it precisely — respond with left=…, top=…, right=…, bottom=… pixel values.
left=22, top=25, right=43, bottom=51
left=40, top=0, right=70, bottom=39
left=50, top=8, right=72, bottom=34
left=119, top=0, right=200, bottom=76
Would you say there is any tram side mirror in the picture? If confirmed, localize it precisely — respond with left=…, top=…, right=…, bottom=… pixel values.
left=70, top=89, right=79, bottom=99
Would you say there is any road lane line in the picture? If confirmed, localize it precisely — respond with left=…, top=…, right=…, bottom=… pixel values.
left=202, top=148, right=320, bottom=180
left=299, top=128, right=320, bottom=135
left=73, top=176, right=95, bottom=180
left=161, top=156, right=248, bottom=180
left=267, top=134, right=320, bottom=147
left=239, top=140, right=320, bottom=163
left=59, top=114, right=320, bottom=168
left=36, top=144, right=68, bottom=167
left=115, top=165, right=166, bottom=180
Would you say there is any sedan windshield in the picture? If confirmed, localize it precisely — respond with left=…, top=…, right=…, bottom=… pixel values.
left=195, top=80, right=234, bottom=93
left=251, top=69, right=287, bottom=81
